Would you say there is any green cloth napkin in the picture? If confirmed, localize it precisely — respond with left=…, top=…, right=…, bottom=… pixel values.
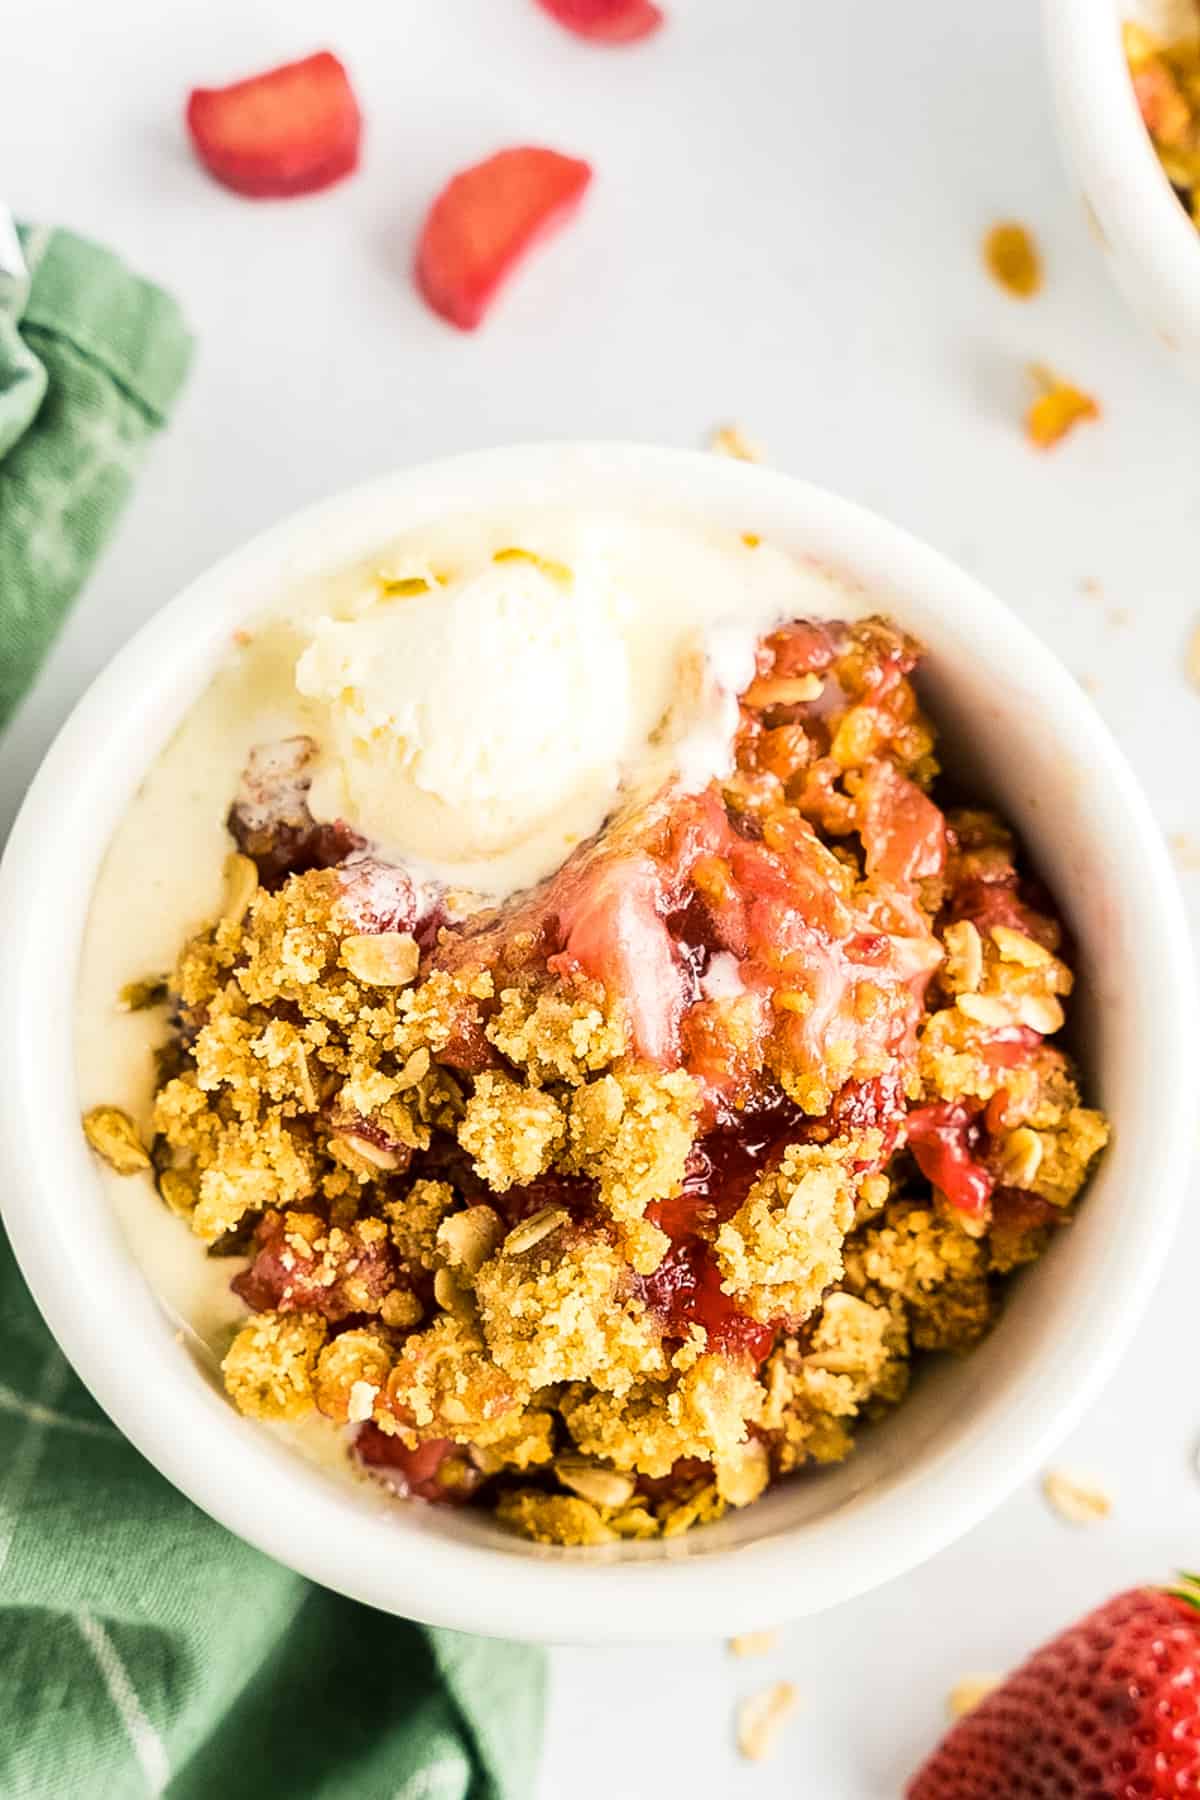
left=0, top=226, right=545, bottom=1799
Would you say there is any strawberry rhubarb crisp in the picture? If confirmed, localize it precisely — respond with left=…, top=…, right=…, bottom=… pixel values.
left=83, top=558, right=1107, bottom=1546
left=1126, top=14, right=1200, bottom=221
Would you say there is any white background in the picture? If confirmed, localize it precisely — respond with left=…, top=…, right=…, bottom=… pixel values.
left=3, top=1, right=1200, bottom=1794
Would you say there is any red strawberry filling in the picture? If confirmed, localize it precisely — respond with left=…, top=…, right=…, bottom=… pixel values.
left=904, top=1101, right=994, bottom=1218
left=355, top=1424, right=482, bottom=1504
left=636, top=1239, right=776, bottom=1363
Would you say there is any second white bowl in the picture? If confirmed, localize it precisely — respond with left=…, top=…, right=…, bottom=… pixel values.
left=1046, top=0, right=1200, bottom=372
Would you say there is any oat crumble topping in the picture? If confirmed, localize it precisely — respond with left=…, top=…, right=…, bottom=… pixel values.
left=85, top=613, right=1108, bottom=1544
left=1126, top=15, right=1200, bottom=224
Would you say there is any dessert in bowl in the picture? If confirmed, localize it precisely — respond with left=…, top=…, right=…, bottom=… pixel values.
left=1046, top=0, right=1200, bottom=373
left=0, top=445, right=1192, bottom=1641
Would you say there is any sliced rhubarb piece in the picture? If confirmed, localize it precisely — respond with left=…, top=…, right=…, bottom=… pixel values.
left=535, top=0, right=664, bottom=43
left=186, top=51, right=361, bottom=199
left=415, top=147, right=592, bottom=331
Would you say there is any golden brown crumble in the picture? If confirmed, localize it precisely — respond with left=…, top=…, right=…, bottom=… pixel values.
left=85, top=612, right=1110, bottom=1545
left=560, top=1352, right=763, bottom=1480
left=485, top=978, right=626, bottom=1085
left=314, top=1327, right=392, bottom=1423
left=458, top=1072, right=565, bottom=1190
left=564, top=1067, right=698, bottom=1270
left=714, top=1144, right=855, bottom=1324
left=383, top=1314, right=527, bottom=1448
left=495, top=1490, right=616, bottom=1547
left=760, top=1292, right=909, bottom=1473
left=222, top=1311, right=327, bottom=1420
left=843, top=1203, right=992, bottom=1353
left=474, top=1231, right=666, bottom=1396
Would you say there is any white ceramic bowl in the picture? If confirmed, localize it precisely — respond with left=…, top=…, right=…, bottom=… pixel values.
left=0, top=443, right=1193, bottom=1645
left=1046, top=0, right=1200, bottom=369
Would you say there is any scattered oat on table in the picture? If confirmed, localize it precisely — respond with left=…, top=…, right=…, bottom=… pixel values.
left=1042, top=1468, right=1112, bottom=1525
left=710, top=423, right=765, bottom=463
left=982, top=221, right=1042, bottom=299
left=1184, top=621, right=1200, bottom=690
left=947, top=1674, right=1001, bottom=1720
left=729, top=1629, right=779, bottom=1659
left=1025, top=366, right=1099, bottom=450
left=737, top=1680, right=798, bottom=1763
left=1171, top=831, right=1200, bottom=871
left=1079, top=577, right=1103, bottom=597
left=1078, top=674, right=1100, bottom=696
left=1107, top=608, right=1130, bottom=629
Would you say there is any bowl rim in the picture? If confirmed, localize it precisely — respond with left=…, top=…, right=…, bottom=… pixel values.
left=1, top=441, right=1194, bottom=1645
left=1044, top=0, right=1200, bottom=346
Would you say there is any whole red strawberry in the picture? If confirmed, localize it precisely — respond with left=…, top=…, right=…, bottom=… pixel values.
left=908, top=1575, right=1200, bottom=1799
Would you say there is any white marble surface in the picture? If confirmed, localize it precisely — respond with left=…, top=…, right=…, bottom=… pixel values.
left=3, top=0, right=1199, bottom=1794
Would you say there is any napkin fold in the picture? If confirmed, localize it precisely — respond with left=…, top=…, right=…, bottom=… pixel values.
left=0, top=224, right=544, bottom=1799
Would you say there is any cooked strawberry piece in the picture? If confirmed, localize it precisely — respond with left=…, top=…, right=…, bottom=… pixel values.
left=415, top=146, right=592, bottom=330
left=186, top=51, right=361, bottom=199
left=844, top=930, right=891, bottom=964
left=857, top=761, right=946, bottom=890
left=552, top=850, right=686, bottom=1065
left=639, top=1096, right=807, bottom=1362
left=355, top=1424, right=483, bottom=1504
left=232, top=1208, right=396, bottom=1320
left=535, top=0, right=664, bottom=44
left=228, top=738, right=365, bottom=888
left=905, top=1101, right=994, bottom=1217
left=908, top=1574, right=1200, bottom=1799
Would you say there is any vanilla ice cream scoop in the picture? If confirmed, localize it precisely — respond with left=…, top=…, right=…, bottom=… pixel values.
left=296, top=555, right=635, bottom=891
left=293, top=520, right=843, bottom=898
